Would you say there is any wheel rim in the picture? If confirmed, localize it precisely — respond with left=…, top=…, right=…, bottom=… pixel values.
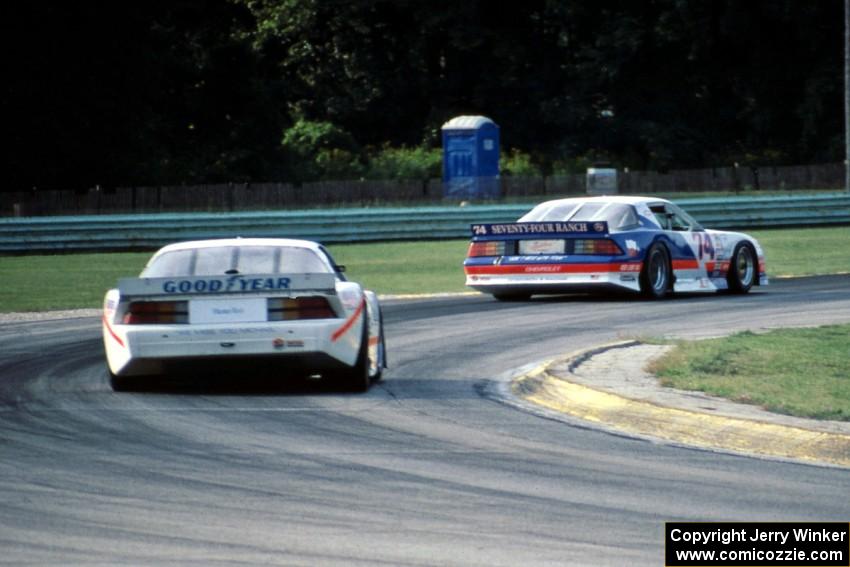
left=650, top=250, right=667, bottom=293
left=736, top=246, right=755, bottom=286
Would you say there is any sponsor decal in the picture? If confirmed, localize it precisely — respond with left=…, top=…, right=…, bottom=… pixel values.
left=519, top=239, right=566, bottom=255
left=625, top=239, right=640, bottom=257
left=471, top=222, right=608, bottom=236
left=467, top=262, right=641, bottom=275
left=189, top=297, right=267, bottom=324
left=162, top=276, right=291, bottom=294
left=692, top=232, right=716, bottom=260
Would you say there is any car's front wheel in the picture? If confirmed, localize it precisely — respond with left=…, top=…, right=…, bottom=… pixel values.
left=727, top=242, right=756, bottom=294
left=640, top=243, right=671, bottom=299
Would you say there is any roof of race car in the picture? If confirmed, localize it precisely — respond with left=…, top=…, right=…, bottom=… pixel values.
left=518, top=195, right=674, bottom=226
left=151, top=238, right=323, bottom=255
left=529, top=195, right=669, bottom=208
left=142, top=238, right=333, bottom=276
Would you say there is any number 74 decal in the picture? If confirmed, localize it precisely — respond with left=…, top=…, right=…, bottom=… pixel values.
left=692, top=232, right=715, bottom=260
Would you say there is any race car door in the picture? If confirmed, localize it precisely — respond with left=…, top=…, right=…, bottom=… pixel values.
left=648, top=202, right=716, bottom=292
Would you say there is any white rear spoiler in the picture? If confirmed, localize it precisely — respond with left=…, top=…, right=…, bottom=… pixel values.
left=117, top=273, right=337, bottom=296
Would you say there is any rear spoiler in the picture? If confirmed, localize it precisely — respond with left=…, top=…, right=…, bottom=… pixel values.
left=470, top=221, right=609, bottom=239
left=117, top=273, right=337, bottom=296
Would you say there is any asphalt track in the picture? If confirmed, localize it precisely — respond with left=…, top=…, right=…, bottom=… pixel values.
left=1, top=275, right=850, bottom=566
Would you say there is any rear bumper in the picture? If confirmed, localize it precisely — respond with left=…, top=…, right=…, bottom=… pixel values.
left=104, top=319, right=361, bottom=376
left=121, top=352, right=353, bottom=378
left=465, top=271, right=642, bottom=295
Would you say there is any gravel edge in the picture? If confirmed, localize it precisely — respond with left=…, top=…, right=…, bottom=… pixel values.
left=0, top=309, right=102, bottom=324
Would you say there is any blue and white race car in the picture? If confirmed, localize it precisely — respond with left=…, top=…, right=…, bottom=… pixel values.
left=464, top=196, right=767, bottom=300
left=103, top=238, right=386, bottom=391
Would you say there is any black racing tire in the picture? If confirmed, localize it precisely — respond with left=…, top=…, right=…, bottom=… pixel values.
left=639, top=243, right=672, bottom=299
left=108, top=367, right=146, bottom=392
left=493, top=292, right=531, bottom=302
left=727, top=242, right=756, bottom=294
left=335, top=321, right=370, bottom=392
left=371, top=328, right=385, bottom=383
left=370, top=305, right=386, bottom=383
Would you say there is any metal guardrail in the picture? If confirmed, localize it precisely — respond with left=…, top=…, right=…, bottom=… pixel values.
left=1, top=193, right=849, bottom=253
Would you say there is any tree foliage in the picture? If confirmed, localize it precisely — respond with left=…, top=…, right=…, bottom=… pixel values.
left=2, top=0, right=844, bottom=190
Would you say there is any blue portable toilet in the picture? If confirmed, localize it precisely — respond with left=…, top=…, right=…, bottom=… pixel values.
left=441, top=115, right=500, bottom=199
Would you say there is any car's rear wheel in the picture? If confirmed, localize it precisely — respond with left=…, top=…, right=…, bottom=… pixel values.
left=335, top=322, right=370, bottom=392
left=640, top=243, right=671, bottom=299
left=108, top=367, right=146, bottom=392
left=371, top=328, right=385, bottom=383
left=727, top=242, right=756, bottom=294
left=493, top=292, right=531, bottom=302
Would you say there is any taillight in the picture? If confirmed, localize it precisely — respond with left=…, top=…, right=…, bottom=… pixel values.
left=467, top=241, right=506, bottom=257
left=573, top=239, right=623, bottom=255
left=267, top=297, right=336, bottom=320
left=122, top=301, right=188, bottom=324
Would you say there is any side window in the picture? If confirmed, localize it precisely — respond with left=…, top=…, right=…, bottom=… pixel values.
left=669, top=213, right=691, bottom=231
left=318, top=245, right=347, bottom=280
left=668, top=203, right=703, bottom=231
left=649, top=205, right=670, bottom=230
left=609, top=205, right=640, bottom=230
left=649, top=203, right=701, bottom=232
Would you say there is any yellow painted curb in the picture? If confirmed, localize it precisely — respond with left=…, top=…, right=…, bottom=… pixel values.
left=513, top=346, right=850, bottom=467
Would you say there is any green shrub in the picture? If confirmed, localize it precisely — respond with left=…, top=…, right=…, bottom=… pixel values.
left=315, top=148, right=365, bottom=180
left=550, top=155, right=593, bottom=175
left=500, top=149, right=542, bottom=176
left=365, top=146, right=442, bottom=180
left=281, top=120, right=362, bottom=181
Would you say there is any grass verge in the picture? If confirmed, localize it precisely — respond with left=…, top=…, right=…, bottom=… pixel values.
left=647, top=325, right=850, bottom=421
left=0, top=241, right=472, bottom=312
left=1, top=225, right=849, bottom=313
left=748, top=226, right=850, bottom=277
left=3, top=227, right=849, bottom=423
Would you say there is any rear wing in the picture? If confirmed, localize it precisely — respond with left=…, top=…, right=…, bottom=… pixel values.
left=470, top=221, right=609, bottom=240
left=117, top=273, right=337, bottom=297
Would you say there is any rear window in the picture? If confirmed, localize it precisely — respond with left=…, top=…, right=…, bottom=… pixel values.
left=568, top=203, right=607, bottom=221
left=519, top=201, right=639, bottom=231
left=142, top=246, right=332, bottom=277
left=606, top=204, right=640, bottom=230
left=519, top=202, right=581, bottom=222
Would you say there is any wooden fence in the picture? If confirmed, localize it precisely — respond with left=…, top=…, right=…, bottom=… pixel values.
left=2, top=162, right=845, bottom=217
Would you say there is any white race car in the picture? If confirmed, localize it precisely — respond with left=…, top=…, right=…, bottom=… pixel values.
left=464, top=196, right=768, bottom=300
left=103, top=238, right=386, bottom=392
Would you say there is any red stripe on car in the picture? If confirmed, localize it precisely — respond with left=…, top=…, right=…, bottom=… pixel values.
left=465, top=263, right=642, bottom=275
left=102, top=314, right=125, bottom=347
left=672, top=259, right=699, bottom=270
left=331, top=298, right=365, bottom=342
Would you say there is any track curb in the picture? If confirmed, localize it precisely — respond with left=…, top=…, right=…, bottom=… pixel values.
left=512, top=341, right=850, bottom=467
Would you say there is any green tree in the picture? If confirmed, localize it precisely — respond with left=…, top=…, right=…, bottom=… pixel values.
left=281, top=119, right=362, bottom=181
